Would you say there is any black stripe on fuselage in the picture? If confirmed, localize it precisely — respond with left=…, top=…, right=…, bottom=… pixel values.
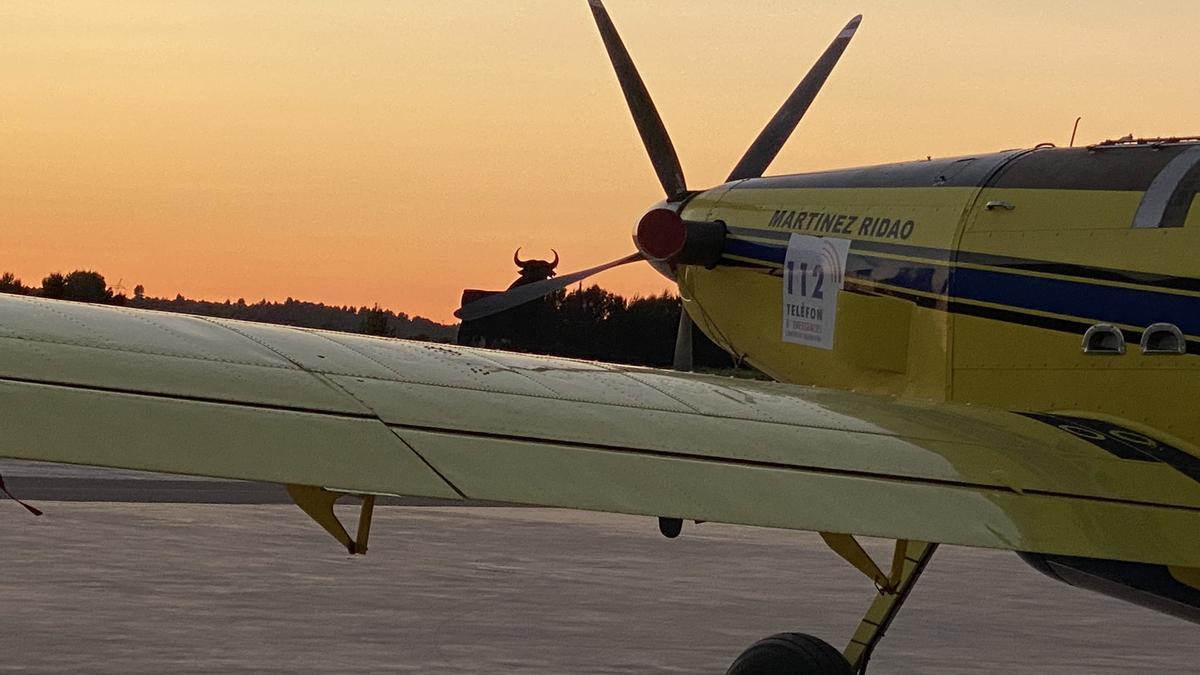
left=720, top=231, right=1200, bottom=355
left=1020, top=413, right=1200, bottom=486
left=841, top=278, right=1186, bottom=353
left=726, top=226, right=1200, bottom=294
left=906, top=284, right=1200, bottom=355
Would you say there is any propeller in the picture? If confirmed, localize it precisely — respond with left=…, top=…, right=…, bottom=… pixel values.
left=672, top=307, right=693, bottom=372
left=454, top=252, right=642, bottom=321
left=727, top=15, right=862, bottom=182
left=455, top=2, right=864, bottom=370
left=586, top=0, right=687, bottom=200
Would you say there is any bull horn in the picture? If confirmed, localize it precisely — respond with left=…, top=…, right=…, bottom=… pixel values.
left=550, top=249, right=559, bottom=270
left=514, top=248, right=526, bottom=268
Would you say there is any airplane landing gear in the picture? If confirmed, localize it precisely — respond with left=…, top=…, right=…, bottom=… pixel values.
left=726, top=633, right=852, bottom=674
left=726, top=539, right=938, bottom=673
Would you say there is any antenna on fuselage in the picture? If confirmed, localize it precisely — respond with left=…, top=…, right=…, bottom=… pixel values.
left=1069, top=116, right=1083, bottom=147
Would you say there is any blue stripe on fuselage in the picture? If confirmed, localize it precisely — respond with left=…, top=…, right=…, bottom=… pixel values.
left=954, top=267, right=1200, bottom=335
left=722, top=238, right=1200, bottom=335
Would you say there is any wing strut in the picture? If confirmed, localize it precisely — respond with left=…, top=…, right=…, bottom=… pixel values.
left=287, top=484, right=376, bottom=555
left=819, top=532, right=914, bottom=593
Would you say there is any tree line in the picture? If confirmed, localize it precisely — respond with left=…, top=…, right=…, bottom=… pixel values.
left=1, top=270, right=126, bottom=305
left=1, top=268, right=749, bottom=372
left=457, top=285, right=738, bottom=369
left=0, top=269, right=455, bottom=341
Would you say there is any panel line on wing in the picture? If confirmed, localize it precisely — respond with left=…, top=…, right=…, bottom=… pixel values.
left=0, top=374, right=378, bottom=420
left=0, top=333, right=300, bottom=371
left=198, top=316, right=372, bottom=405
left=388, top=423, right=1200, bottom=513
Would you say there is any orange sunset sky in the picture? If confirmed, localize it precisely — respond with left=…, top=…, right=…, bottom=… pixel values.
left=6, top=1, right=1200, bottom=323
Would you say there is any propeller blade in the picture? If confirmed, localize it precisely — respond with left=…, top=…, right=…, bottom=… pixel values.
left=588, top=0, right=687, bottom=199
left=726, top=15, right=862, bottom=182
left=455, top=252, right=643, bottom=321
left=672, top=308, right=693, bottom=372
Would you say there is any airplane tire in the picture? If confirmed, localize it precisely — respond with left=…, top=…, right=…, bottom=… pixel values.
left=725, top=632, right=853, bottom=675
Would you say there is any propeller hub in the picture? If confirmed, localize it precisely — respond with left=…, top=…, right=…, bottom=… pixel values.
left=635, top=207, right=727, bottom=268
left=635, top=208, right=687, bottom=262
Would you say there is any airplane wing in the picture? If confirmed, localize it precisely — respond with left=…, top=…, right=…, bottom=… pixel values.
left=3, top=294, right=1200, bottom=567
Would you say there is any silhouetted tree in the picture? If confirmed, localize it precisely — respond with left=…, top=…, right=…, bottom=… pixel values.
left=556, top=285, right=624, bottom=359
left=358, top=304, right=393, bottom=337
left=41, top=273, right=66, bottom=299
left=17, top=265, right=456, bottom=340
left=129, top=292, right=454, bottom=341
left=19, top=263, right=742, bottom=368
left=455, top=284, right=737, bottom=370
left=0, top=273, right=27, bottom=295
left=603, top=292, right=681, bottom=365
left=62, top=270, right=114, bottom=304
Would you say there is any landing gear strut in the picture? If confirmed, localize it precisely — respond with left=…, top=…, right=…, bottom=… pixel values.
left=725, top=538, right=938, bottom=674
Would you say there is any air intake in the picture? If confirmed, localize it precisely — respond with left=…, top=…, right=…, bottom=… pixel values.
left=1082, top=324, right=1125, bottom=355
left=1140, top=323, right=1186, bottom=355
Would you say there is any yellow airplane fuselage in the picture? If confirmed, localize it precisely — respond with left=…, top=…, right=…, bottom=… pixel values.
left=678, top=142, right=1200, bottom=452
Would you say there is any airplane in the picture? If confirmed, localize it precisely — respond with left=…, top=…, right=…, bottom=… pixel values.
left=3, top=1, right=1200, bottom=672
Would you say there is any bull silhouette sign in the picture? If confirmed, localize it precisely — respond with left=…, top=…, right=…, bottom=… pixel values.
left=509, top=248, right=559, bottom=289
left=457, top=249, right=560, bottom=348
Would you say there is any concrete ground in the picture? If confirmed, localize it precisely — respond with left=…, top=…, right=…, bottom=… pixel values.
left=0, top=462, right=1197, bottom=674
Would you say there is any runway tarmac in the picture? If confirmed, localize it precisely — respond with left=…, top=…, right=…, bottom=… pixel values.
left=1, top=461, right=1198, bottom=674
